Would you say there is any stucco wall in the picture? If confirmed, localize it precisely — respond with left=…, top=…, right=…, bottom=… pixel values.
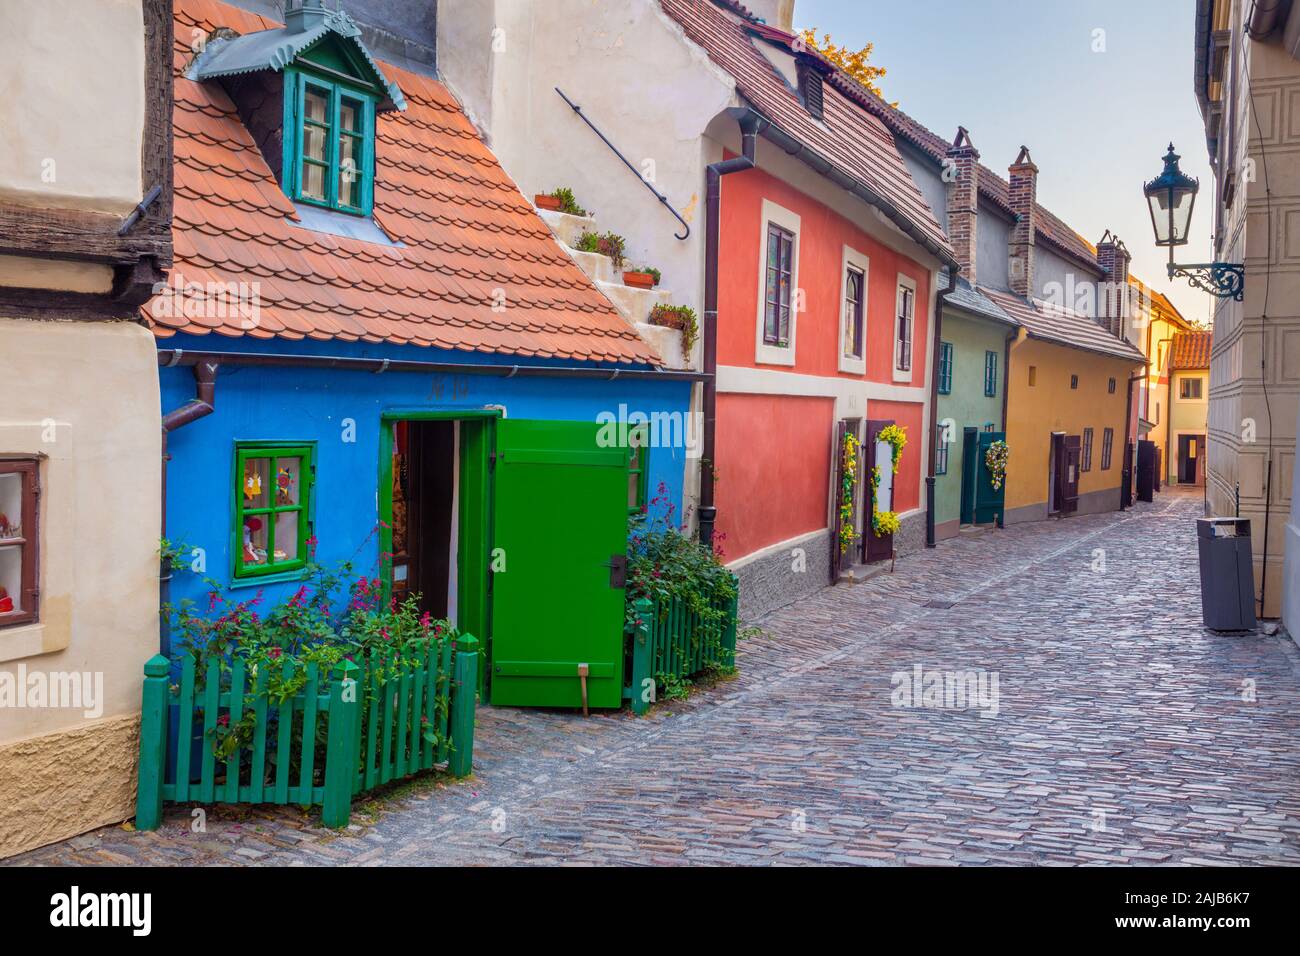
left=976, top=203, right=1012, bottom=293
left=0, top=318, right=160, bottom=858
left=1203, top=12, right=1300, bottom=619
left=437, top=0, right=734, bottom=320
left=1169, top=371, right=1209, bottom=483
left=714, top=392, right=834, bottom=560
left=934, top=311, right=1010, bottom=527
left=160, top=334, right=693, bottom=622
left=1003, top=336, right=1135, bottom=515
left=0, top=0, right=145, bottom=215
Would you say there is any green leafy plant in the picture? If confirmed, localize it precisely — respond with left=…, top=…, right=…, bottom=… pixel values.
left=575, top=229, right=626, bottom=269
left=546, top=186, right=588, bottom=216
left=160, top=539, right=456, bottom=780
left=838, top=431, right=860, bottom=555
left=647, top=303, right=699, bottom=354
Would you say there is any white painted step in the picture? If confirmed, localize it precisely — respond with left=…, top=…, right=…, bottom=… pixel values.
left=537, top=208, right=597, bottom=247
left=594, top=279, right=671, bottom=325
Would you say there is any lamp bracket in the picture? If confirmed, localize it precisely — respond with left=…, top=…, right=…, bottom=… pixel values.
left=1168, top=261, right=1245, bottom=301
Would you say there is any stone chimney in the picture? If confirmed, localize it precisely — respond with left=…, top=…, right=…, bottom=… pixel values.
left=945, top=127, right=980, bottom=286
left=1095, top=230, right=1132, bottom=338
left=745, top=0, right=796, bottom=31
left=1007, top=146, right=1038, bottom=299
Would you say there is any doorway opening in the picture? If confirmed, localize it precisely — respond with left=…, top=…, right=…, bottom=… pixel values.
left=380, top=412, right=494, bottom=689
left=1177, top=433, right=1204, bottom=485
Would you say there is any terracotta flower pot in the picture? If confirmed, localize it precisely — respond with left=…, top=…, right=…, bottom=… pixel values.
left=535, top=194, right=563, bottom=211
left=623, top=271, right=656, bottom=289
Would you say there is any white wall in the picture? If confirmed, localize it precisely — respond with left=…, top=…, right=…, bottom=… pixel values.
left=437, top=0, right=736, bottom=316
left=0, top=0, right=145, bottom=215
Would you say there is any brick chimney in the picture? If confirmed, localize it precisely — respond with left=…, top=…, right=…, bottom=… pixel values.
left=745, top=0, right=796, bottom=31
left=1007, top=146, right=1038, bottom=299
left=1095, top=230, right=1132, bottom=339
left=945, top=127, right=980, bottom=286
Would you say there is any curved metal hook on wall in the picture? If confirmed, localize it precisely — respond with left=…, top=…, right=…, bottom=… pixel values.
left=554, top=87, right=691, bottom=241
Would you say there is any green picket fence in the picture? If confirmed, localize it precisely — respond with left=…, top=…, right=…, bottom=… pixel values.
left=626, top=579, right=738, bottom=714
left=135, top=635, right=479, bottom=830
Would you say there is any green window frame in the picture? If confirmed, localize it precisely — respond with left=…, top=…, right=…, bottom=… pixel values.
left=934, top=423, right=949, bottom=475
left=284, top=68, right=377, bottom=216
left=628, top=425, right=650, bottom=514
left=938, top=342, right=954, bottom=395
left=234, top=443, right=315, bottom=580
left=984, top=350, right=998, bottom=397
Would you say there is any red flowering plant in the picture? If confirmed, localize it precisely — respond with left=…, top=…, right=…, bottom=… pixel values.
left=624, top=482, right=738, bottom=633
left=160, top=538, right=456, bottom=765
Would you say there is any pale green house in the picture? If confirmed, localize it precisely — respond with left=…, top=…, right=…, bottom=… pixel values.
left=933, top=278, right=1019, bottom=539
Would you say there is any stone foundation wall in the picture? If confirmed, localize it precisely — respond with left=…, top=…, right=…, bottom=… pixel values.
left=0, top=713, right=140, bottom=859
left=733, top=531, right=832, bottom=622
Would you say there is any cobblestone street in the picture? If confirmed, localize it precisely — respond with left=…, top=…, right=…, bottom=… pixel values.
left=12, top=489, right=1300, bottom=866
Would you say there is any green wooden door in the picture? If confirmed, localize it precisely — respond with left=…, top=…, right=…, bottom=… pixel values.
left=489, top=419, right=630, bottom=709
left=974, top=431, right=1006, bottom=525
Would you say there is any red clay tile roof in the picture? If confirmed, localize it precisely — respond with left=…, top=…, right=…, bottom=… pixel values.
left=152, top=0, right=660, bottom=366
left=980, top=287, right=1146, bottom=364
left=1170, top=330, right=1212, bottom=369
left=826, top=73, right=1102, bottom=273
left=660, top=0, right=953, bottom=261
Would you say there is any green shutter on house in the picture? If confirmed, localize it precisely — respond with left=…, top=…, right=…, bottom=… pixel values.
left=489, top=420, right=632, bottom=709
left=984, top=350, right=998, bottom=397
left=938, top=342, right=954, bottom=395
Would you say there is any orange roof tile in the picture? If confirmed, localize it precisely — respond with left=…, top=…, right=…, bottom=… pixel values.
left=152, top=0, right=660, bottom=366
left=1170, top=330, right=1212, bottom=369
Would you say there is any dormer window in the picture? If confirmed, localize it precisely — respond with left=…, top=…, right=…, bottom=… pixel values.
left=797, top=62, right=824, bottom=120
left=289, top=70, right=376, bottom=214
left=187, top=0, right=404, bottom=221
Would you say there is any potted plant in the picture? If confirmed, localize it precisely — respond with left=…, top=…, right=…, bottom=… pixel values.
left=535, top=187, right=588, bottom=216
left=647, top=303, right=699, bottom=354
left=623, top=265, right=661, bottom=289
left=575, top=229, right=627, bottom=270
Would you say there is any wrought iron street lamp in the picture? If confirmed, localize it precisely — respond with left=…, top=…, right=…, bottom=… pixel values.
left=1144, top=143, right=1244, bottom=300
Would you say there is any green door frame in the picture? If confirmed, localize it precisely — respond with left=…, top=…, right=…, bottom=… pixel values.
left=378, top=409, right=500, bottom=695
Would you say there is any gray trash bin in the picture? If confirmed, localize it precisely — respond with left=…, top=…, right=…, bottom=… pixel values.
left=1196, top=518, right=1257, bottom=631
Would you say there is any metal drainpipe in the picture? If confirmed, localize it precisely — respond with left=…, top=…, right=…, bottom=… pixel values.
left=698, top=111, right=762, bottom=547
left=1121, top=373, right=1136, bottom=511
left=158, top=360, right=219, bottom=651
left=925, top=266, right=960, bottom=547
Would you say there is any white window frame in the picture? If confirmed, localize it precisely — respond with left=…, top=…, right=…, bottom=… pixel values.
left=893, top=273, right=917, bottom=382
left=755, top=199, right=800, bottom=367
left=837, top=245, right=870, bottom=375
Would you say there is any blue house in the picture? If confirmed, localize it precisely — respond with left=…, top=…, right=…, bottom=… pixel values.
left=152, top=0, right=698, bottom=709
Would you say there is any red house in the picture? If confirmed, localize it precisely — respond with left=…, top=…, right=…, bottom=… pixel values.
left=663, top=1, right=958, bottom=618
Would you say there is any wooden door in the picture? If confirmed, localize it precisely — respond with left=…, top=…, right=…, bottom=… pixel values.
left=959, top=428, right=978, bottom=525
left=489, top=419, right=631, bottom=709
left=1136, top=439, right=1156, bottom=502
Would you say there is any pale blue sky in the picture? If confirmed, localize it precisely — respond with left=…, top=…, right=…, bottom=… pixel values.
left=794, top=0, right=1215, bottom=324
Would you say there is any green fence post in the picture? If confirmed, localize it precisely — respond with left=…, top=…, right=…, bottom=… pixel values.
left=135, top=655, right=170, bottom=831
left=630, top=597, right=655, bottom=716
left=321, top=659, right=360, bottom=829
left=724, top=577, right=739, bottom=669
left=449, top=635, right=479, bottom=778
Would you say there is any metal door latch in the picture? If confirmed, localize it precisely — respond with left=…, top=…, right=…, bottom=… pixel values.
left=577, top=663, right=590, bottom=717
left=604, top=554, right=627, bottom=588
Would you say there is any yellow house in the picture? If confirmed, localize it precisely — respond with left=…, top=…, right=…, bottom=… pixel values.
left=1166, top=331, right=1211, bottom=487
left=983, top=289, right=1146, bottom=521
left=1127, top=277, right=1199, bottom=485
